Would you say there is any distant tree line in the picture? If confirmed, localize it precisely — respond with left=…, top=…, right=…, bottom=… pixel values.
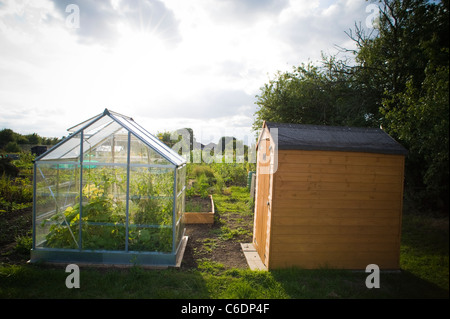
left=0, top=128, right=60, bottom=153
left=254, top=0, right=449, bottom=213
left=157, top=128, right=254, bottom=163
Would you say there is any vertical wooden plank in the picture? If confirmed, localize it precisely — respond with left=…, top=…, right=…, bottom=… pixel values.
left=269, top=149, right=405, bottom=270
left=253, top=136, right=271, bottom=265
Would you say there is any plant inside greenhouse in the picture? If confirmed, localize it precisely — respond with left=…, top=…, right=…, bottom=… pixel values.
left=31, top=109, right=187, bottom=266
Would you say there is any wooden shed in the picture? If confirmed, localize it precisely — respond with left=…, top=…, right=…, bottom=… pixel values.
left=253, top=121, right=408, bottom=270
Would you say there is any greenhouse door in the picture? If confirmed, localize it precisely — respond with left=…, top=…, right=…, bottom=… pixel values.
left=254, top=138, right=271, bottom=265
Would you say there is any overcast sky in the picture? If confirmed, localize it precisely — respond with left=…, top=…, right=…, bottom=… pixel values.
left=0, top=0, right=378, bottom=144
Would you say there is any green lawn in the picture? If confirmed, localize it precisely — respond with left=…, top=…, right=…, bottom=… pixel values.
left=0, top=187, right=448, bottom=299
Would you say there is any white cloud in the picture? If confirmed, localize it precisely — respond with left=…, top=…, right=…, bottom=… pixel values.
left=0, top=0, right=372, bottom=143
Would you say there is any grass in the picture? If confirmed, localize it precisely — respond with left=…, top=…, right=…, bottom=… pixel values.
left=0, top=186, right=448, bottom=299
left=213, top=186, right=254, bottom=216
left=400, top=212, right=449, bottom=291
left=185, top=201, right=203, bottom=212
left=1, top=262, right=447, bottom=299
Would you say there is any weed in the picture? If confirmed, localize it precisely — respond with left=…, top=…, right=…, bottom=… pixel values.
left=212, top=226, right=249, bottom=241
left=0, top=175, right=33, bottom=212
left=191, top=165, right=215, bottom=179
left=201, top=238, right=218, bottom=253
left=186, top=173, right=211, bottom=198
left=14, top=235, right=32, bottom=255
left=185, top=201, right=203, bottom=212
left=197, top=259, right=225, bottom=275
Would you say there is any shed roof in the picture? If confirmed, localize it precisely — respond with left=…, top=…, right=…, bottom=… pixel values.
left=265, top=121, right=408, bottom=155
left=36, top=109, right=187, bottom=166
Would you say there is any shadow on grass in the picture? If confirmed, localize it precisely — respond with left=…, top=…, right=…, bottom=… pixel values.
left=0, top=263, right=210, bottom=299
left=270, top=267, right=449, bottom=299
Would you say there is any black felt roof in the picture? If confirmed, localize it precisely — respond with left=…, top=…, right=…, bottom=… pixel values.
left=265, top=122, right=408, bottom=155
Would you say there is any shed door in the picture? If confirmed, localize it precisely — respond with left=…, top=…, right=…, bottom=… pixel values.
left=254, top=138, right=271, bottom=264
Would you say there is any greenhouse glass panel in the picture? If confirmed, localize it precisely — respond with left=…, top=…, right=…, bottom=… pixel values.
left=34, top=162, right=80, bottom=249
left=80, top=165, right=127, bottom=250
left=175, top=189, right=185, bottom=251
left=175, top=165, right=186, bottom=251
left=129, top=134, right=171, bottom=166
left=83, top=124, right=128, bottom=164
left=39, top=132, right=82, bottom=161
left=113, top=114, right=185, bottom=166
left=31, top=109, right=187, bottom=267
left=128, top=167, right=174, bottom=252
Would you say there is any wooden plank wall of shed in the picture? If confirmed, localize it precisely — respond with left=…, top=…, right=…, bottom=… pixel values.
left=253, top=133, right=274, bottom=267
left=269, top=149, right=405, bottom=269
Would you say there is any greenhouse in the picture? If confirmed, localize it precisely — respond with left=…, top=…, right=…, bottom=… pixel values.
left=30, top=109, right=187, bottom=267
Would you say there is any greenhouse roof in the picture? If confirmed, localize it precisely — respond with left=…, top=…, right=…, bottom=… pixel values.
left=36, top=108, right=187, bottom=166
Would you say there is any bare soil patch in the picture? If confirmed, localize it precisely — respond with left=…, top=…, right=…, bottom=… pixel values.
left=181, top=212, right=253, bottom=269
left=185, top=195, right=212, bottom=212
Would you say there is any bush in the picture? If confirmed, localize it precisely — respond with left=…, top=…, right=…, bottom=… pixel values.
left=211, top=163, right=248, bottom=187
left=14, top=235, right=32, bottom=254
left=192, top=165, right=215, bottom=179
left=186, top=162, right=254, bottom=196
left=0, top=175, right=33, bottom=211
left=187, top=173, right=211, bottom=198
left=0, top=158, right=19, bottom=177
left=4, top=142, right=21, bottom=153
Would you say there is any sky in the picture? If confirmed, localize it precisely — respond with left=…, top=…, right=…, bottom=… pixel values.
left=0, top=0, right=379, bottom=145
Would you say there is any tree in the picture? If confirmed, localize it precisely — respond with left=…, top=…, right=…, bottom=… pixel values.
left=253, top=59, right=380, bottom=131
left=25, top=133, right=42, bottom=145
left=0, top=129, right=15, bottom=149
left=4, top=141, right=21, bottom=153
left=356, top=0, right=449, bottom=211
left=383, top=61, right=449, bottom=210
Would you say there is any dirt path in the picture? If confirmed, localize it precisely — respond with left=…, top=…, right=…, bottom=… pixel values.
left=182, top=222, right=251, bottom=270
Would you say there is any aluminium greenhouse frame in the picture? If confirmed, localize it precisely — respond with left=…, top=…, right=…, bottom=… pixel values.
left=30, top=109, right=187, bottom=267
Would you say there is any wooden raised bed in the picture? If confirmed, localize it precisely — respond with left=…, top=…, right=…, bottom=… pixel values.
left=184, top=195, right=215, bottom=224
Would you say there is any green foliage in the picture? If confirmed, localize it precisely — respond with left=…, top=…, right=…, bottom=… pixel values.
left=382, top=63, right=449, bottom=209
left=191, top=165, right=215, bottom=179
left=156, top=131, right=177, bottom=148
left=187, top=173, right=211, bottom=198
left=186, top=162, right=253, bottom=200
left=12, top=152, right=35, bottom=172
left=210, top=163, right=248, bottom=187
left=0, top=128, right=60, bottom=151
left=401, top=212, right=449, bottom=291
left=0, top=129, right=15, bottom=149
left=185, top=201, right=204, bottom=212
left=4, top=142, right=21, bottom=153
left=14, top=235, right=33, bottom=255
left=216, top=269, right=288, bottom=299
left=213, top=186, right=254, bottom=216
left=211, top=225, right=250, bottom=241
left=197, top=259, right=225, bottom=275
left=0, top=157, right=19, bottom=178
left=354, top=0, right=447, bottom=99
left=0, top=175, right=33, bottom=212
left=253, top=61, right=379, bottom=131
left=43, top=167, right=174, bottom=252
left=365, top=0, right=449, bottom=211
left=0, top=152, right=34, bottom=179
